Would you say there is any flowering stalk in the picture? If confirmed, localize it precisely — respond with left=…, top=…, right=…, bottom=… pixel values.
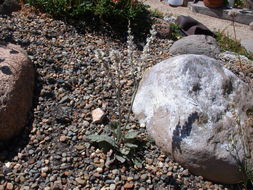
left=123, top=22, right=157, bottom=131
left=109, top=50, right=123, bottom=143
left=228, top=10, right=245, bottom=77
left=95, top=22, right=157, bottom=144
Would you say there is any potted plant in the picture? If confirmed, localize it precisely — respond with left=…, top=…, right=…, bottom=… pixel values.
left=204, top=0, right=225, bottom=8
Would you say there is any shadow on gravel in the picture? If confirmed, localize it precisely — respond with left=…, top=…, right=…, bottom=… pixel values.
left=73, top=20, right=150, bottom=50
left=0, top=70, right=42, bottom=162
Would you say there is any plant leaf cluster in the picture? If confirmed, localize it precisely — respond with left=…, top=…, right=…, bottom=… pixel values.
left=216, top=31, right=253, bottom=60
left=87, top=121, right=143, bottom=166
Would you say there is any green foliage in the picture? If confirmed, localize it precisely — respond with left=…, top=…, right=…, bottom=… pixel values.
left=26, top=0, right=152, bottom=38
left=170, top=23, right=184, bottom=40
left=234, top=0, right=246, bottom=8
left=216, top=31, right=253, bottom=60
left=87, top=122, right=143, bottom=166
left=149, top=9, right=164, bottom=19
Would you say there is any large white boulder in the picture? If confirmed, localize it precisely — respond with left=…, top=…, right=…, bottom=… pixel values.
left=0, top=43, right=34, bottom=140
left=133, top=54, right=253, bottom=184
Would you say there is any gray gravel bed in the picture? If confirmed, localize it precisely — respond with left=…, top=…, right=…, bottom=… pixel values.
left=0, top=8, right=232, bottom=190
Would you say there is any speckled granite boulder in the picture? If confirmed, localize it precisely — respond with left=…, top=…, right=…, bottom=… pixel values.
left=0, top=43, right=34, bottom=140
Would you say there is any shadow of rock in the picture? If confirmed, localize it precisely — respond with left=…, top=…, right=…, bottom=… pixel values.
left=172, top=112, right=199, bottom=154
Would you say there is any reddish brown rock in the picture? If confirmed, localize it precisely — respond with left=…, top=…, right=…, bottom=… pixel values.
left=0, top=43, right=34, bottom=140
left=153, top=17, right=171, bottom=39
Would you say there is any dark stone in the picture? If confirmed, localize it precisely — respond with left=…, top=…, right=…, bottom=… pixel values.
left=0, top=0, right=21, bottom=15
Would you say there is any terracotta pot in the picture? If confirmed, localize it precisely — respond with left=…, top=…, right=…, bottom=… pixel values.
left=204, top=0, right=224, bottom=8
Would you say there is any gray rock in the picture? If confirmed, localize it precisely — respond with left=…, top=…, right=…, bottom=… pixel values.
left=133, top=54, right=253, bottom=184
left=250, top=22, right=253, bottom=30
left=153, top=17, right=171, bottom=39
left=169, top=35, right=220, bottom=58
left=0, top=43, right=34, bottom=140
left=241, top=39, right=253, bottom=54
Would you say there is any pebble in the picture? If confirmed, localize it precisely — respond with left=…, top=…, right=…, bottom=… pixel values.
left=59, top=135, right=67, bottom=142
left=109, top=184, right=116, bottom=190
left=91, top=108, right=105, bottom=123
left=41, top=167, right=49, bottom=173
left=75, top=178, right=86, bottom=185
left=124, top=183, right=134, bottom=189
left=96, top=167, right=103, bottom=173
left=6, top=183, right=13, bottom=190
left=182, top=169, right=189, bottom=177
left=250, top=22, right=253, bottom=31
left=140, top=174, right=148, bottom=181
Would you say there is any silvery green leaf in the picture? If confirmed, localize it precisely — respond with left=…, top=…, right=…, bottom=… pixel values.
left=109, top=121, right=119, bottom=130
left=124, top=131, right=139, bottom=139
left=87, top=134, right=116, bottom=147
left=115, top=155, right=126, bottom=163
left=132, top=158, right=142, bottom=168
left=120, top=147, right=130, bottom=155
left=125, top=143, right=138, bottom=148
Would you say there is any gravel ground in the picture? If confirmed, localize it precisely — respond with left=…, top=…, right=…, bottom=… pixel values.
left=0, top=6, right=249, bottom=190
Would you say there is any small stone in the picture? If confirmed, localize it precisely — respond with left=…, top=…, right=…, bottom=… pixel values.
left=20, top=186, right=29, bottom=190
left=59, top=135, right=67, bottom=142
left=41, top=172, right=47, bottom=177
left=49, top=176, right=56, bottom=182
left=167, top=172, right=173, bottom=177
left=109, top=184, right=116, bottom=190
left=41, top=167, right=49, bottom=173
left=91, top=108, right=105, bottom=123
left=112, top=169, right=119, bottom=175
left=6, top=183, right=13, bottom=190
left=75, top=177, right=86, bottom=185
left=82, top=120, right=90, bottom=127
left=127, top=177, right=133, bottom=181
left=124, top=183, right=134, bottom=189
left=249, top=22, right=253, bottom=30
left=75, top=145, right=85, bottom=151
left=140, top=174, right=147, bottom=181
left=20, top=176, right=26, bottom=182
left=182, top=169, right=189, bottom=176
left=90, top=152, right=96, bottom=158
left=96, top=167, right=103, bottom=173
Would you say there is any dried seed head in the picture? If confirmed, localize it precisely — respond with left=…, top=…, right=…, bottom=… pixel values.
left=95, top=49, right=105, bottom=62
left=228, top=10, right=238, bottom=17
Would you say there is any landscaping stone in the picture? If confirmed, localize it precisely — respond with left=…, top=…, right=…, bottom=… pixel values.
left=92, top=108, right=105, bottom=124
left=0, top=43, right=34, bottom=140
left=169, top=35, right=220, bottom=58
left=241, top=39, right=253, bottom=53
left=133, top=54, right=253, bottom=184
left=249, top=21, right=253, bottom=30
left=153, top=17, right=171, bottom=39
